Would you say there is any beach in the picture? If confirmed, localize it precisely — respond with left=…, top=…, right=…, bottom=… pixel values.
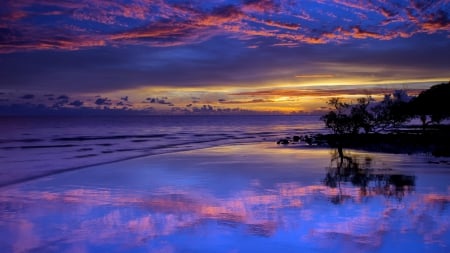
left=1, top=141, right=450, bottom=252
left=2, top=0, right=449, bottom=251
left=0, top=115, right=322, bottom=187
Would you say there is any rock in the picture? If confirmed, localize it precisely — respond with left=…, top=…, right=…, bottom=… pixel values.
left=277, top=139, right=289, bottom=145
left=293, top=136, right=300, bottom=142
left=302, top=135, right=313, bottom=145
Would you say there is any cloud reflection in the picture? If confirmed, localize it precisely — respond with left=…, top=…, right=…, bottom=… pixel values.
left=1, top=145, right=449, bottom=252
left=1, top=174, right=448, bottom=252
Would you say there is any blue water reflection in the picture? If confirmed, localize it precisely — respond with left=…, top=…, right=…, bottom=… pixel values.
left=1, top=144, right=449, bottom=252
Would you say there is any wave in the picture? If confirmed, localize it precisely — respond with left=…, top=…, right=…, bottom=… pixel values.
left=0, top=115, right=324, bottom=187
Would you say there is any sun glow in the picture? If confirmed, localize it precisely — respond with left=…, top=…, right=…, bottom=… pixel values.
left=273, top=96, right=292, bottom=102
left=81, top=77, right=447, bottom=114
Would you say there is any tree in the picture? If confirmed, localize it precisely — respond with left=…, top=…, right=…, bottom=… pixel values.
left=410, top=82, right=450, bottom=127
left=321, top=97, right=374, bottom=162
left=321, top=96, right=374, bottom=135
left=321, top=98, right=353, bottom=135
left=350, top=97, right=374, bottom=134
left=371, top=91, right=412, bottom=131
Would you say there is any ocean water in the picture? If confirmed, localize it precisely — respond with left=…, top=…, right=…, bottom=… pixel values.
left=0, top=115, right=322, bottom=186
left=1, top=116, right=450, bottom=252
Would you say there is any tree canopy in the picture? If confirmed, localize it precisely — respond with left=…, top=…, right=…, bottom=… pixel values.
left=321, top=92, right=411, bottom=135
left=321, top=82, right=450, bottom=135
left=410, top=82, right=450, bottom=125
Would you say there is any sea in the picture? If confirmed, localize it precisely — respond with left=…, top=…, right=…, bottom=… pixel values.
left=0, top=115, right=323, bottom=186
left=1, top=115, right=449, bottom=252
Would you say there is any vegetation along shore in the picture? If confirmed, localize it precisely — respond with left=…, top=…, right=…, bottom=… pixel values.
left=278, top=82, right=450, bottom=157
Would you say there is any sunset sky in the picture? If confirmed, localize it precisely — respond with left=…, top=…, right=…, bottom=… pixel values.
left=0, top=0, right=449, bottom=114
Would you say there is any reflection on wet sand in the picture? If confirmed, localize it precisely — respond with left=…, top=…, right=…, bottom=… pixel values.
left=1, top=186, right=449, bottom=252
left=324, top=150, right=416, bottom=203
left=0, top=146, right=449, bottom=252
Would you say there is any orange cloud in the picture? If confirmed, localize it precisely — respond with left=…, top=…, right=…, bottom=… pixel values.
left=0, top=0, right=448, bottom=53
left=242, top=0, right=278, bottom=13
left=218, top=98, right=275, bottom=104
left=296, top=74, right=335, bottom=78
left=231, top=88, right=424, bottom=97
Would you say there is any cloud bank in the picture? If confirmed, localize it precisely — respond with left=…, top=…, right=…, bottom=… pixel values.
left=0, top=0, right=449, bottom=53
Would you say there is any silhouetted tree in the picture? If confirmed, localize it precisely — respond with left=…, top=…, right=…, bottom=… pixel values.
left=321, top=97, right=376, bottom=135
left=349, top=97, right=374, bottom=133
left=321, top=97, right=375, bottom=161
left=410, top=82, right=450, bottom=128
left=371, top=91, right=412, bottom=131
left=321, top=98, right=354, bottom=135
left=322, top=90, right=414, bottom=135
left=321, top=92, right=414, bottom=161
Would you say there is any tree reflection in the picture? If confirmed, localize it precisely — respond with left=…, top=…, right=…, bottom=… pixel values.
left=323, top=150, right=415, bottom=204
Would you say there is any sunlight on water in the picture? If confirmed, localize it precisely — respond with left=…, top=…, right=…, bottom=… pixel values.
left=0, top=143, right=449, bottom=252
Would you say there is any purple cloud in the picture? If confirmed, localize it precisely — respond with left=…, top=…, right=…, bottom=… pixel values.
left=20, top=94, right=35, bottom=99
left=57, top=95, right=69, bottom=100
left=95, top=97, right=112, bottom=106
left=0, top=0, right=448, bottom=53
left=69, top=100, right=84, bottom=107
left=145, top=97, right=173, bottom=106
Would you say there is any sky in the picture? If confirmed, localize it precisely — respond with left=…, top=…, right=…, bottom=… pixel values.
left=0, top=0, right=449, bottom=115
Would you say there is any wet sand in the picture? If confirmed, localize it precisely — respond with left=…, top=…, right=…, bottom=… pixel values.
left=1, top=143, right=449, bottom=252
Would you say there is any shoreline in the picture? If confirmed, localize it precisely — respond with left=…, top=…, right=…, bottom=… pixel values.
left=316, top=131, right=450, bottom=157
left=4, top=135, right=450, bottom=189
left=4, top=129, right=450, bottom=189
left=0, top=138, right=265, bottom=189
left=277, top=125, right=450, bottom=158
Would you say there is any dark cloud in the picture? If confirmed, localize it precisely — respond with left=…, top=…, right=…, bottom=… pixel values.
left=52, top=100, right=69, bottom=108
left=145, top=97, right=173, bottom=106
left=53, top=95, right=70, bottom=107
left=69, top=100, right=84, bottom=107
left=57, top=95, right=69, bottom=100
left=116, top=100, right=132, bottom=107
left=0, top=35, right=448, bottom=94
left=186, top=104, right=257, bottom=114
left=422, top=9, right=450, bottom=31
left=95, top=97, right=112, bottom=106
left=192, top=105, right=215, bottom=113
left=20, top=94, right=35, bottom=99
